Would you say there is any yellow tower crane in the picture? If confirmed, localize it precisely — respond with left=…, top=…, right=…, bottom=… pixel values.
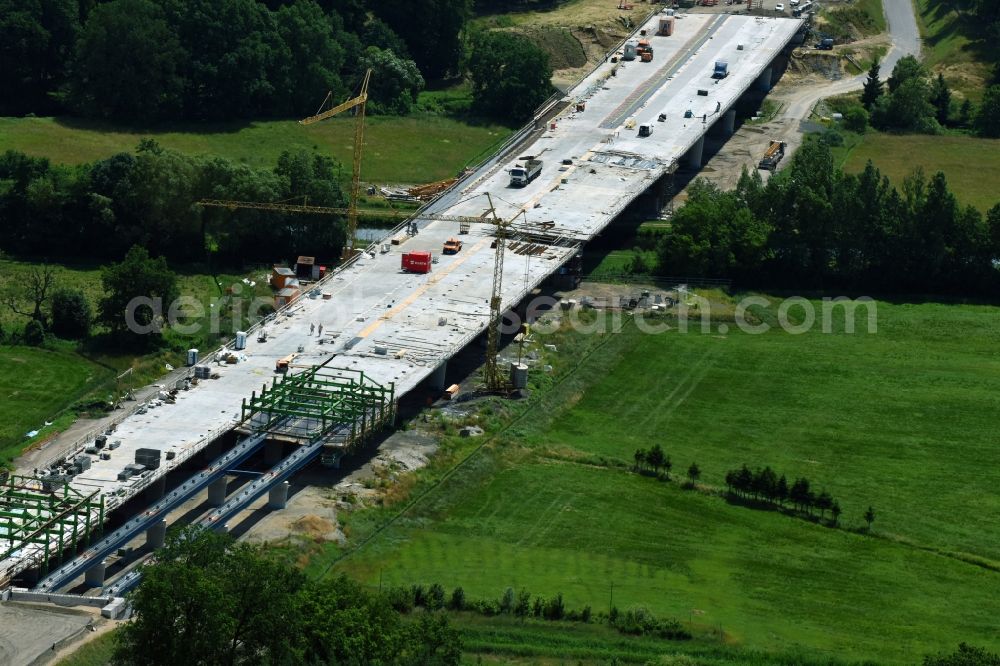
left=299, top=69, right=372, bottom=259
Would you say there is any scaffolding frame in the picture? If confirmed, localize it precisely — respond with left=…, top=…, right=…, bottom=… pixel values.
left=240, top=365, right=396, bottom=453
left=0, top=475, right=104, bottom=578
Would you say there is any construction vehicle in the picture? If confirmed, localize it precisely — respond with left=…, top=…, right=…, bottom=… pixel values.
left=815, top=37, right=834, bottom=50
left=442, top=238, right=463, bottom=255
left=793, top=1, right=813, bottom=17
left=509, top=156, right=543, bottom=187
left=637, top=39, right=653, bottom=62
left=713, top=61, right=729, bottom=79
left=401, top=251, right=433, bottom=274
left=276, top=353, right=297, bottom=373
left=299, top=70, right=371, bottom=259
left=757, top=140, right=786, bottom=171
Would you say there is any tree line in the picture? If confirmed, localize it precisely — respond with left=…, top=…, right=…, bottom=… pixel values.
left=0, top=142, right=347, bottom=266
left=626, top=447, right=877, bottom=531
left=858, top=55, right=1000, bottom=137
left=724, top=464, right=848, bottom=526
left=657, top=141, right=1000, bottom=295
left=1, top=0, right=554, bottom=124
left=115, top=526, right=462, bottom=665
left=390, top=582, right=691, bottom=641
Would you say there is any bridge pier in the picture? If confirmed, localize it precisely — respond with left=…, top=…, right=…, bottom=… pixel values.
left=207, top=477, right=228, bottom=507
left=146, top=519, right=167, bottom=550
left=721, top=108, right=736, bottom=136
left=757, top=66, right=773, bottom=92
left=265, top=440, right=283, bottom=465
left=268, top=481, right=290, bottom=510
left=429, top=361, right=447, bottom=391
left=686, top=136, right=705, bottom=170
left=84, top=560, right=106, bottom=588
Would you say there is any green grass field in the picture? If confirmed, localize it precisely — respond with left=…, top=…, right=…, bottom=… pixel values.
left=56, top=630, right=117, bottom=666
left=330, top=297, right=1000, bottom=664
left=0, top=346, right=113, bottom=467
left=0, top=259, right=275, bottom=466
left=839, top=132, right=1000, bottom=212
left=0, top=113, right=512, bottom=184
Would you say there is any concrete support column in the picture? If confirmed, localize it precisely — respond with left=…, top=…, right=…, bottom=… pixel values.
left=146, top=475, right=166, bottom=501
left=429, top=361, right=447, bottom=391
left=268, top=481, right=290, bottom=510
left=264, top=440, right=283, bottom=465
left=757, top=66, right=773, bottom=92
left=85, top=560, right=106, bottom=588
left=146, top=519, right=167, bottom=550
left=207, top=477, right=228, bottom=507
left=686, top=136, right=705, bottom=170
left=722, top=108, right=736, bottom=136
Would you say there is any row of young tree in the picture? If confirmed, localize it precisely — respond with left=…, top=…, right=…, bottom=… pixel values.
left=1, top=0, right=555, bottom=124
left=657, top=141, right=1000, bottom=294
left=860, top=55, right=1000, bottom=137
left=392, top=582, right=691, bottom=641
left=724, top=464, right=847, bottom=525
left=0, top=143, right=347, bottom=265
left=115, top=526, right=462, bottom=665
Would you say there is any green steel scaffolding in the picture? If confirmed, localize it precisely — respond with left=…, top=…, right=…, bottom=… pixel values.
left=240, top=365, right=396, bottom=455
left=0, top=475, right=104, bottom=580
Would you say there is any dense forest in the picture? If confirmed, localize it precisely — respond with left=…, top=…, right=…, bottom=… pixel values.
left=0, top=143, right=346, bottom=264
left=0, top=0, right=561, bottom=123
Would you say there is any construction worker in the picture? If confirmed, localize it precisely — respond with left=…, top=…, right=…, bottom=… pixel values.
left=309, top=323, right=315, bottom=334
left=317, top=324, right=323, bottom=336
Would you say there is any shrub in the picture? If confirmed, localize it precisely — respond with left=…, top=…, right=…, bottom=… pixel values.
left=427, top=583, right=446, bottom=610
left=543, top=593, right=565, bottom=621
left=51, top=288, right=93, bottom=339
left=24, top=320, right=45, bottom=347
left=386, top=586, right=414, bottom=613
left=448, top=586, right=465, bottom=611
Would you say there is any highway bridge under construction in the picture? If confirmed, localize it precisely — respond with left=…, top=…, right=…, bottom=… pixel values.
left=1, top=10, right=803, bottom=593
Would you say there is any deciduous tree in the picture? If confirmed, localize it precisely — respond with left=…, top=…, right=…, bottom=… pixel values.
left=50, top=288, right=92, bottom=339
left=98, top=245, right=179, bottom=341
left=469, top=31, right=553, bottom=123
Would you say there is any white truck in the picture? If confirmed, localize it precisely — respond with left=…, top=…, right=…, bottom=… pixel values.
left=509, top=156, right=543, bottom=187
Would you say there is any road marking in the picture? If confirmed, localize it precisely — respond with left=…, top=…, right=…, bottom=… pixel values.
left=356, top=237, right=493, bottom=339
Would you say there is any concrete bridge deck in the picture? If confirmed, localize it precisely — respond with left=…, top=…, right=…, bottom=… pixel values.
left=2, top=11, right=801, bottom=585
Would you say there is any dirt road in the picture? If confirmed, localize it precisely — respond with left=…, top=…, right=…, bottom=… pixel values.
left=772, top=0, right=922, bottom=153
left=688, top=0, right=922, bottom=192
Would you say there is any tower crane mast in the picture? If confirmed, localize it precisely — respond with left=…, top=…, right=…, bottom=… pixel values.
left=299, top=69, right=372, bottom=258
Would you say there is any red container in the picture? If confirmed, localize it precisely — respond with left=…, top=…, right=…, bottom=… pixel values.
left=401, top=251, right=432, bottom=274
